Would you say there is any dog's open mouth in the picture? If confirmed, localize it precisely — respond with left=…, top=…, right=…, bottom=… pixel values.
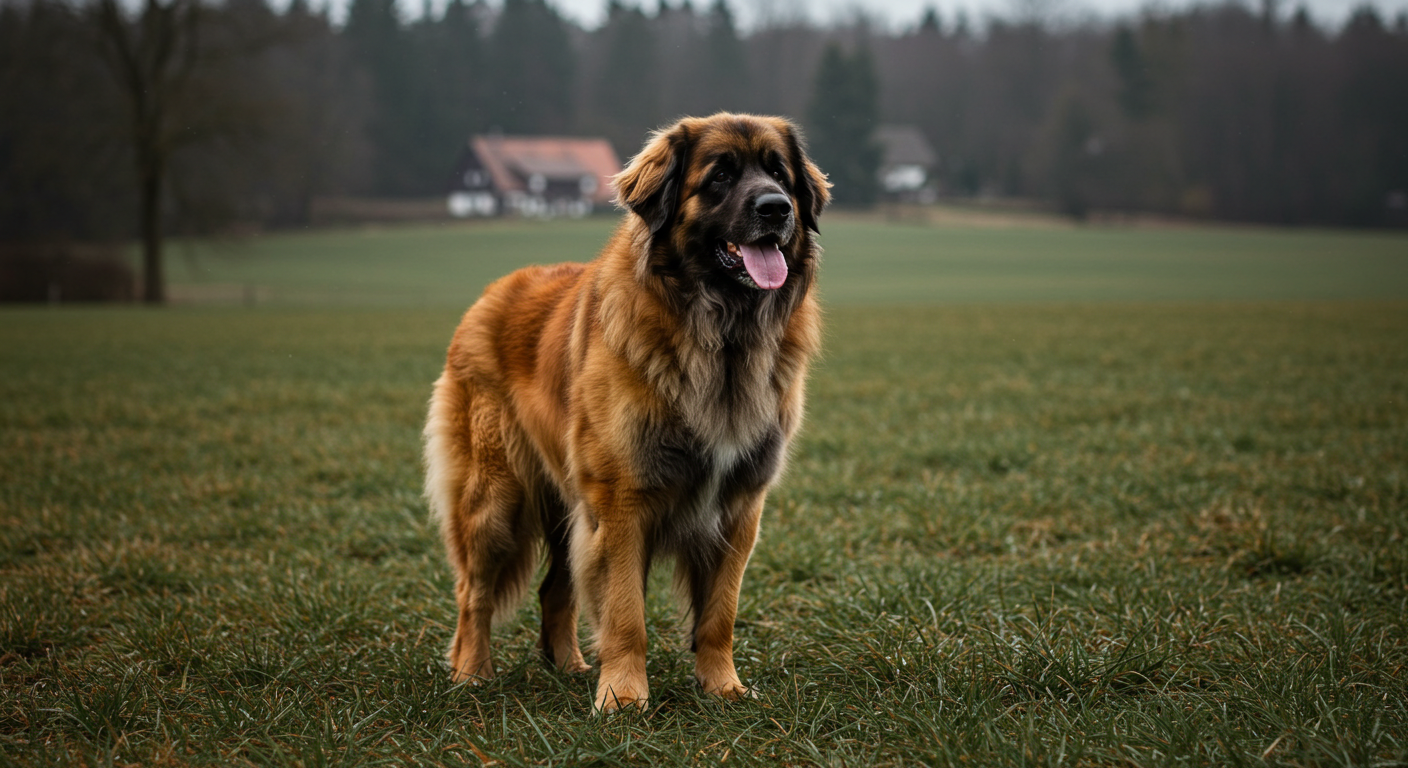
left=715, top=239, right=787, bottom=291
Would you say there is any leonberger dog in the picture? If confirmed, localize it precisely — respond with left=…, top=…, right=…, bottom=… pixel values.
left=423, top=113, right=829, bottom=713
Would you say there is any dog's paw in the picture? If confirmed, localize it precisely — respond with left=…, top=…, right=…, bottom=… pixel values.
left=448, top=655, right=494, bottom=685
left=702, top=680, right=755, bottom=701
left=450, top=669, right=493, bottom=686
left=594, top=683, right=649, bottom=714
left=561, top=659, right=593, bottom=674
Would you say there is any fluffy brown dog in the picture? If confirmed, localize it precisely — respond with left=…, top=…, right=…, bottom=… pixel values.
left=423, top=113, right=829, bottom=713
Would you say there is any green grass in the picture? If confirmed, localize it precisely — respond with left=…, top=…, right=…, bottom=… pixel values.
left=169, top=219, right=618, bottom=305
left=169, top=216, right=1408, bottom=305
left=3, top=218, right=1408, bottom=766
left=817, top=221, right=1408, bottom=303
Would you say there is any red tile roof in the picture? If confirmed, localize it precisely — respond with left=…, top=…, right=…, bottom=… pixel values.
left=470, top=136, right=622, bottom=204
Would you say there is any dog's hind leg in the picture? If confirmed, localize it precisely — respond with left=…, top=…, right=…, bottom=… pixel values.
left=538, top=509, right=590, bottom=673
left=446, top=471, right=527, bottom=682
left=426, top=376, right=528, bottom=683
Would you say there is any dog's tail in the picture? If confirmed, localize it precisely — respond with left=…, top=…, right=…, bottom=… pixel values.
left=423, top=372, right=466, bottom=532
left=423, top=372, right=541, bottom=625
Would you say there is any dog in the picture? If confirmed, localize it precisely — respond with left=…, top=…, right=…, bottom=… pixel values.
left=422, top=113, right=829, bottom=713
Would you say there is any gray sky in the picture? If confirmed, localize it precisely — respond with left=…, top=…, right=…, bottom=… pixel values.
left=539, top=0, right=1402, bottom=30
left=327, top=0, right=1405, bottom=31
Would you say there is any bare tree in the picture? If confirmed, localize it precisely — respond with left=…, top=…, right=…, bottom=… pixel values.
left=90, top=0, right=274, bottom=303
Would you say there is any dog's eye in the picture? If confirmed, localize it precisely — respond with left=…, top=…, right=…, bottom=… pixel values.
left=713, top=170, right=730, bottom=184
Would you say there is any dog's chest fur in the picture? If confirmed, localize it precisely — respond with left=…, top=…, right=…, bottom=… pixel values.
left=637, top=415, right=784, bottom=552
left=634, top=335, right=789, bottom=550
left=585, top=233, right=807, bottom=550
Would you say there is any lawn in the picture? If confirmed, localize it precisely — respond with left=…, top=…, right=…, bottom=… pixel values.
left=2, top=216, right=1407, bottom=766
left=166, top=214, right=1408, bottom=305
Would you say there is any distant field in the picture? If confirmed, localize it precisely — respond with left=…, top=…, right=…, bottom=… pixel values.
left=168, top=214, right=1408, bottom=305
left=3, top=216, right=1407, bottom=765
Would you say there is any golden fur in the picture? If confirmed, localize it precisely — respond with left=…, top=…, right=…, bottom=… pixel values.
left=423, top=113, right=829, bottom=713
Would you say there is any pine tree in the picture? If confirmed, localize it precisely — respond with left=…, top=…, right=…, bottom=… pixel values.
left=438, top=0, right=483, bottom=134
left=701, top=0, right=747, bottom=113
left=806, top=41, right=881, bottom=207
left=919, top=6, right=941, bottom=35
left=414, top=0, right=483, bottom=190
left=1110, top=25, right=1153, bottom=119
left=487, top=0, right=574, bottom=134
left=344, top=0, right=417, bottom=193
left=593, top=2, right=659, bottom=155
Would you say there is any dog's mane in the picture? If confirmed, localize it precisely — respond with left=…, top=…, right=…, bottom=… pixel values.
left=591, top=215, right=821, bottom=448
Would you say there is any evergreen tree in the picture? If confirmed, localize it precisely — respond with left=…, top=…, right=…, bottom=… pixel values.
left=414, top=0, right=483, bottom=190
left=1335, top=5, right=1408, bottom=223
left=1041, top=89, right=1104, bottom=219
left=344, top=0, right=418, bottom=193
left=437, top=0, right=484, bottom=135
left=1110, top=25, right=1152, bottom=119
left=806, top=41, right=881, bottom=207
left=593, top=2, right=660, bottom=155
left=701, top=0, right=747, bottom=113
left=651, top=0, right=704, bottom=118
left=261, top=0, right=372, bottom=221
left=918, top=6, right=941, bottom=35
left=344, top=0, right=489, bottom=194
left=487, top=0, right=573, bottom=134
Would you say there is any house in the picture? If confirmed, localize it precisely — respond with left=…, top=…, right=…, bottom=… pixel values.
left=448, top=135, right=623, bottom=219
left=875, top=125, right=938, bottom=203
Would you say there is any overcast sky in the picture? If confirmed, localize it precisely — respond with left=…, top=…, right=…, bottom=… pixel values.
left=524, top=0, right=1401, bottom=30
left=322, top=0, right=1406, bottom=31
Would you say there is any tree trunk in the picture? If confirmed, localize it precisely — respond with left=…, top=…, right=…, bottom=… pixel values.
left=139, top=158, right=165, bottom=304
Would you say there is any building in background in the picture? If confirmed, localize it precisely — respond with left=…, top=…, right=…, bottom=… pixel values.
left=448, top=136, right=622, bottom=218
left=875, top=125, right=937, bottom=203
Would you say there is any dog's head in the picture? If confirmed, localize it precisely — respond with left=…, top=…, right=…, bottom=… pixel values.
left=614, top=113, right=830, bottom=295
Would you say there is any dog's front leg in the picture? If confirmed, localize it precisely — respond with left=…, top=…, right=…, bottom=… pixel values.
left=691, top=493, right=764, bottom=700
left=571, top=499, right=650, bottom=714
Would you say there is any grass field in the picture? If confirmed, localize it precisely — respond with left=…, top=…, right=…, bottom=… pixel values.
left=3, top=216, right=1407, bottom=766
left=166, top=214, right=1408, bottom=305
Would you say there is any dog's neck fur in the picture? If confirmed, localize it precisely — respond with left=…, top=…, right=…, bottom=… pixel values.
left=593, top=216, right=820, bottom=448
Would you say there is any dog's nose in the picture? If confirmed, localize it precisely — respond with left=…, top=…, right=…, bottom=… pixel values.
left=754, top=193, right=792, bottom=224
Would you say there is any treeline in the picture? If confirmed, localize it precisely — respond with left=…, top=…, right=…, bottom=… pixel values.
left=883, top=5, right=1408, bottom=224
left=3, top=0, right=1407, bottom=249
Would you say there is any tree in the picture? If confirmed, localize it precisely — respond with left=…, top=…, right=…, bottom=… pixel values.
left=342, top=0, right=486, bottom=196
left=343, top=0, right=417, bottom=194
left=487, top=0, right=573, bottom=134
left=91, top=0, right=277, bottom=302
left=590, top=2, right=660, bottom=156
left=263, top=0, right=371, bottom=222
left=0, top=0, right=132, bottom=243
left=1335, top=6, right=1408, bottom=223
left=434, top=0, right=486, bottom=142
left=701, top=0, right=748, bottom=113
left=398, top=0, right=485, bottom=194
left=806, top=41, right=881, bottom=206
left=918, top=6, right=941, bottom=34
left=1110, top=25, right=1153, bottom=119
left=1037, top=88, right=1105, bottom=218
left=2, top=0, right=368, bottom=278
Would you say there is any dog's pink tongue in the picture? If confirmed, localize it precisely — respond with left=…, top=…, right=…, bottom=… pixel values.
left=738, top=243, right=787, bottom=290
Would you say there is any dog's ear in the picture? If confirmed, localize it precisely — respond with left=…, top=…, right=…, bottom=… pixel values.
left=614, top=122, right=690, bottom=235
left=781, top=121, right=831, bottom=234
